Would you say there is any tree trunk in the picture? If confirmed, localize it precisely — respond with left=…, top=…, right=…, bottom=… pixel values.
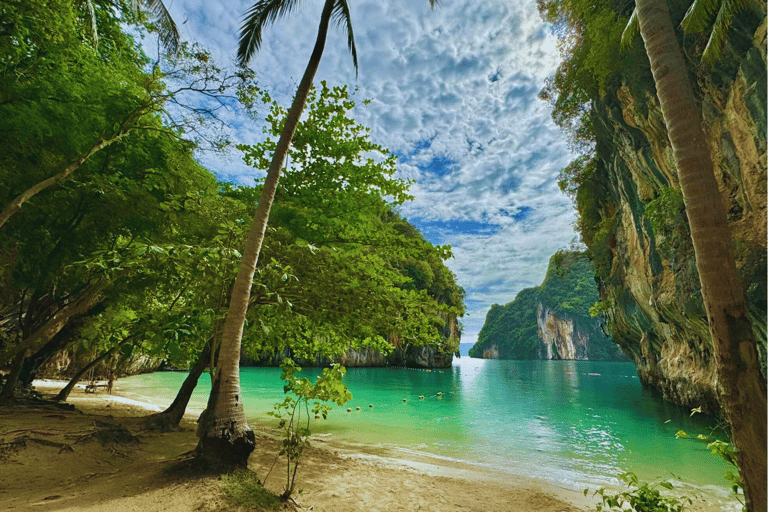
left=0, top=132, right=129, bottom=229
left=195, top=0, right=336, bottom=469
left=1, top=350, right=27, bottom=400
left=54, top=345, right=120, bottom=402
left=146, top=341, right=213, bottom=431
left=1, top=281, right=107, bottom=367
left=635, top=1, right=767, bottom=510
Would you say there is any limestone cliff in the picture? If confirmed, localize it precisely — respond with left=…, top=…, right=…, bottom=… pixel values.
left=577, top=12, right=766, bottom=413
left=537, top=304, right=590, bottom=360
left=469, top=252, right=626, bottom=361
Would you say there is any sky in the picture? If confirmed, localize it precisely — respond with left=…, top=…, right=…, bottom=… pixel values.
left=153, top=0, right=579, bottom=345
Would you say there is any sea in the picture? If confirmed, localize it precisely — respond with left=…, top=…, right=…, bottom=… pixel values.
left=117, top=342, right=740, bottom=508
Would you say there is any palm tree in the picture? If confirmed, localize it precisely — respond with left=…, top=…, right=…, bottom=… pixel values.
left=80, top=0, right=180, bottom=52
left=632, top=0, right=766, bottom=510
left=194, top=0, right=441, bottom=468
left=621, top=0, right=765, bottom=64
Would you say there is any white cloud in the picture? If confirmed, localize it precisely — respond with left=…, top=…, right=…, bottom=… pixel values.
left=156, top=0, right=578, bottom=346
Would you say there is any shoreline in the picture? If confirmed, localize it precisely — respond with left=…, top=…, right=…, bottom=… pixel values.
left=19, top=379, right=740, bottom=512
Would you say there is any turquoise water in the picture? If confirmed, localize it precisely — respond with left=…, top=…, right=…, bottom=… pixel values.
left=120, top=357, right=734, bottom=498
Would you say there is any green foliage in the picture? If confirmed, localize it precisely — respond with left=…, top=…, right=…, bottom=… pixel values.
left=237, top=82, right=464, bottom=361
left=680, top=0, right=766, bottom=65
left=644, top=186, right=687, bottom=259
left=587, top=472, right=692, bottom=512
left=266, top=358, right=351, bottom=499
left=677, top=408, right=745, bottom=505
left=537, top=0, right=634, bottom=154
left=220, top=469, right=281, bottom=510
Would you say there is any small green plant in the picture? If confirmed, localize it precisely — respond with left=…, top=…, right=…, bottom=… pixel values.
left=587, top=472, right=692, bottom=512
left=676, top=407, right=744, bottom=509
left=264, top=358, right=352, bottom=499
left=220, top=469, right=281, bottom=510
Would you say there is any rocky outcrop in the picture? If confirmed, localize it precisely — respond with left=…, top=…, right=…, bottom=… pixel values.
left=580, top=12, right=766, bottom=413
left=241, top=343, right=455, bottom=369
left=35, top=349, right=164, bottom=380
left=537, top=305, right=589, bottom=360
left=470, top=252, right=626, bottom=361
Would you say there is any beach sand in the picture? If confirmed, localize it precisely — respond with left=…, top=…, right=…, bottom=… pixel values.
left=0, top=380, right=735, bottom=512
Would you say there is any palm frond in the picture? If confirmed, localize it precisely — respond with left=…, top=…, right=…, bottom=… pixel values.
left=701, top=0, right=754, bottom=64
left=331, top=0, right=358, bottom=75
left=141, top=0, right=180, bottom=53
left=681, top=0, right=719, bottom=33
left=238, top=0, right=304, bottom=66
left=620, top=8, right=639, bottom=50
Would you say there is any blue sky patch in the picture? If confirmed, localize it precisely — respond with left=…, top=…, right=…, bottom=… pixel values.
left=409, top=217, right=502, bottom=245
left=419, top=155, right=458, bottom=177
left=512, top=206, right=533, bottom=221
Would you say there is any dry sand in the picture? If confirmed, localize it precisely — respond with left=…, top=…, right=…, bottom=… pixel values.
left=0, top=380, right=736, bottom=512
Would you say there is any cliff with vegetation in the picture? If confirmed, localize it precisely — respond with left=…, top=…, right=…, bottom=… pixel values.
left=539, top=0, right=766, bottom=413
left=469, top=251, right=625, bottom=361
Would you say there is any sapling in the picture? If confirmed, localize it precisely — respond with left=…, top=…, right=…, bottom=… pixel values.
left=264, top=358, right=351, bottom=499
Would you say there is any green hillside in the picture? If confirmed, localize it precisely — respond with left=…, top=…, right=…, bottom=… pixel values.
left=469, top=251, right=625, bottom=361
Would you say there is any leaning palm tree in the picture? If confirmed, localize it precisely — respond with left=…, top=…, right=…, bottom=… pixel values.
left=632, top=1, right=766, bottom=510
left=194, top=0, right=441, bottom=469
left=79, top=0, right=180, bottom=52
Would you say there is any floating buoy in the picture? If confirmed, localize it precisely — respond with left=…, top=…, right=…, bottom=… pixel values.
left=437, top=392, right=443, bottom=397
left=369, top=404, right=374, bottom=408
left=347, top=408, right=352, bottom=412
left=419, top=395, right=425, bottom=400
left=356, top=406, right=361, bottom=411
left=402, top=398, right=407, bottom=402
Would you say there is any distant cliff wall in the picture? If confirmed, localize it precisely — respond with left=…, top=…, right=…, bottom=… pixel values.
left=469, top=252, right=626, bottom=361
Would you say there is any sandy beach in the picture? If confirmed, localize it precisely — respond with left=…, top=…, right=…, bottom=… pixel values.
left=0, top=380, right=736, bottom=512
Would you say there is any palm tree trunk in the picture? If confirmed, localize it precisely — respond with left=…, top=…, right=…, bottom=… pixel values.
left=635, top=1, right=767, bottom=510
left=146, top=340, right=213, bottom=431
left=194, top=0, right=337, bottom=468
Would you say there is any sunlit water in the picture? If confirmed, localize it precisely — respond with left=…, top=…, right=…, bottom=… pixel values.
left=119, top=356, right=737, bottom=503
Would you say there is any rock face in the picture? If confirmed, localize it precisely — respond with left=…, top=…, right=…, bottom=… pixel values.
left=469, top=252, right=626, bottom=361
left=537, top=305, right=589, bottom=360
left=36, top=349, right=164, bottom=380
left=577, top=12, right=766, bottom=413
left=482, top=345, right=499, bottom=359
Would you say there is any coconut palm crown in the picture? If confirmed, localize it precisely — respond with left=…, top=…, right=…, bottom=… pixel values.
left=621, top=0, right=765, bottom=63
left=237, top=0, right=442, bottom=72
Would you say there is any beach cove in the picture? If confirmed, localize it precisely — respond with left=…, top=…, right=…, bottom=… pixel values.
left=6, top=355, right=741, bottom=512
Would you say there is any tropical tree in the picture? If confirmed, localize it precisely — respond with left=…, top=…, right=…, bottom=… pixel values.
left=195, top=0, right=441, bottom=468
left=622, top=0, right=766, bottom=64
left=632, top=1, right=766, bottom=510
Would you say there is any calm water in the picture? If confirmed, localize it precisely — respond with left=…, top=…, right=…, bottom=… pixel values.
left=119, top=357, right=735, bottom=500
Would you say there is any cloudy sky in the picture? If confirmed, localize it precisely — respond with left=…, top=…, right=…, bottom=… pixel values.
left=156, top=0, right=578, bottom=345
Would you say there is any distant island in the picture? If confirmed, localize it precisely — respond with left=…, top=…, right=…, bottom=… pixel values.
left=469, top=251, right=626, bottom=361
